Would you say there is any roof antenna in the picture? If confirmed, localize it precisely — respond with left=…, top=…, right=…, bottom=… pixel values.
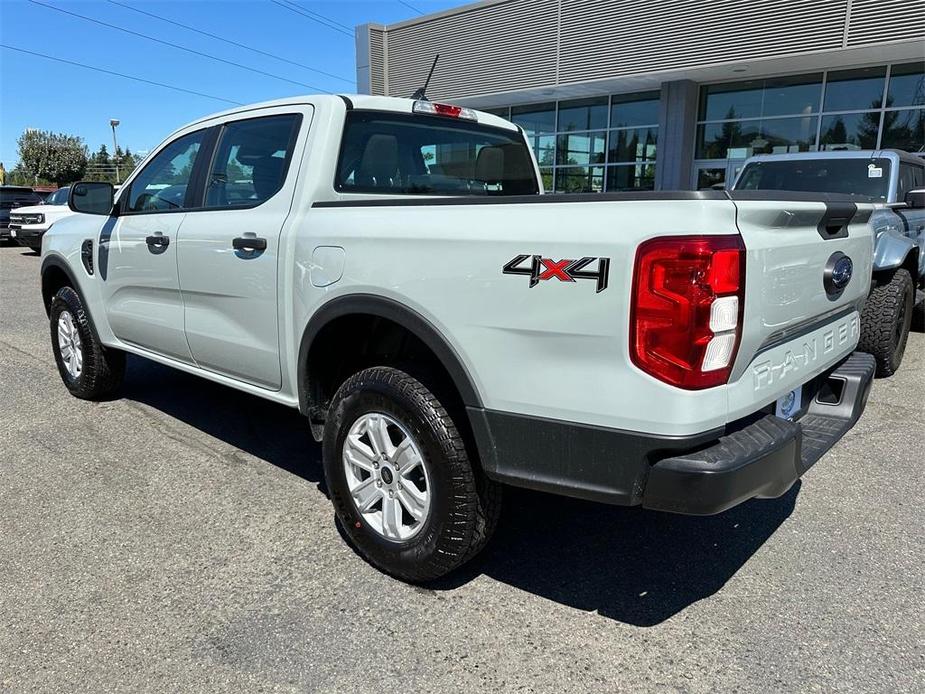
left=411, top=54, right=439, bottom=100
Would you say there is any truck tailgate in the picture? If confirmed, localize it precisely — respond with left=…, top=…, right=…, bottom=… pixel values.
left=727, top=194, right=874, bottom=418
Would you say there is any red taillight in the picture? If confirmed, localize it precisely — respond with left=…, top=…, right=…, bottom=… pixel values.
left=630, top=235, right=745, bottom=390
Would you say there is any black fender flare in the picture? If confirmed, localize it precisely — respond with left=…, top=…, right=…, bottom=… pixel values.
left=40, top=254, right=83, bottom=315
left=40, top=254, right=105, bottom=346
left=297, top=294, right=483, bottom=417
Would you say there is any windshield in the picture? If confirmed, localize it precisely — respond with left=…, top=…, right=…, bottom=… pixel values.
left=0, top=188, right=42, bottom=208
left=336, top=111, right=539, bottom=196
left=735, top=158, right=891, bottom=200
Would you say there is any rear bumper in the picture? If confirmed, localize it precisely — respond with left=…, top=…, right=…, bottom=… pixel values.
left=643, top=352, right=874, bottom=514
left=470, top=351, right=875, bottom=514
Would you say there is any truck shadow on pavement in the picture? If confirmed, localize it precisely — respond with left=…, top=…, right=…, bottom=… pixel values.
left=120, top=354, right=799, bottom=627
left=437, top=483, right=799, bottom=626
left=119, top=356, right=326, bottom=488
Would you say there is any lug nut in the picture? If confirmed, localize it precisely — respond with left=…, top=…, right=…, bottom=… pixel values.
left=388, top=491, right=394, bottom=498
left=373, top=461, right=379, bottom=469
left=376, top=481, right=382, bottom=488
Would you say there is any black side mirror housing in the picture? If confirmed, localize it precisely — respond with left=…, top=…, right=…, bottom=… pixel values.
left=904, top=189, right=925, bottom=210
left=69, top=181, right=116, bottom=216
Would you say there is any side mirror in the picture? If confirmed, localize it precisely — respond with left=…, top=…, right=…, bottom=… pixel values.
left=904, top=189, right=925, bottom=209
left=69, top=181, right=115, bottom=216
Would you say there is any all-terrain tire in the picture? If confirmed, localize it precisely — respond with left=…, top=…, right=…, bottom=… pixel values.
left=49, top=286, right=125, bottom=399
left=858, top=268, right=914, bottom=378
left=322, top=366, right=501, bottom=583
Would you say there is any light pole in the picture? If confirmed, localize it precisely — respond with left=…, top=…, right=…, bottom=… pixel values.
left=110, top=119, right=121, bottom=182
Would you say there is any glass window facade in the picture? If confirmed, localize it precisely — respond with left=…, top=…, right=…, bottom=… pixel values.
left=695, top=61, right=925, bottom=187
left=486, top=91, right=660, bottom=192
left=823, top=66, right=886, bottom=112
left=480, top=62, right=922, bottom=194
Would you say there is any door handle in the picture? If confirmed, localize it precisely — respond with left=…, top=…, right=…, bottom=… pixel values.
left=145, top=233, right=169, bottom=252
left=232, top=236, right=267, bottom=252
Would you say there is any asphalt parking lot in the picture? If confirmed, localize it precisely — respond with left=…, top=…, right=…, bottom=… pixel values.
left=1, top=244, right=923, bottom=693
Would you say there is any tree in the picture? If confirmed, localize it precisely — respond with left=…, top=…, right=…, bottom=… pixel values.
left=16, top=129, right=88, bottom=186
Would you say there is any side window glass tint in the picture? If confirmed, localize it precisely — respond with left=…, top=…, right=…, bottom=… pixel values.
left=205, top=114, right=299, bottom=208
left=898, top=164, right=916, bottom=199
left=128, top=131, right=205, bottom=212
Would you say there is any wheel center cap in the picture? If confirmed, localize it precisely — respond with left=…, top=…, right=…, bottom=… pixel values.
left=380, top=466, right=394, bottom=485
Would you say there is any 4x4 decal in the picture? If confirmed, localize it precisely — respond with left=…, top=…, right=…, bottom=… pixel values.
left=502, top=255, right=610, bottom=293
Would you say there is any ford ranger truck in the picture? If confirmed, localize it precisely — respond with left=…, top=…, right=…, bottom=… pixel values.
left=40, top=95, right=876, bottom=582
left=733, top=150, right=925, bottom=376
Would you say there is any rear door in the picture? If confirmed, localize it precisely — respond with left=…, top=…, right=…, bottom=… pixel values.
left=175, top=107, right=308, bottom=389
left=99, top=129, right=209, bottom=362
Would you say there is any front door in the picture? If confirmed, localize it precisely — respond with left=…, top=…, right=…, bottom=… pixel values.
left=176, top=109, right=307, bottom=389
left=100, top=129, right=208, bottom=362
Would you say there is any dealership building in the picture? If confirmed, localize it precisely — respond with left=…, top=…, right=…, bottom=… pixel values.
left=355, top=0, right=925, bottom=192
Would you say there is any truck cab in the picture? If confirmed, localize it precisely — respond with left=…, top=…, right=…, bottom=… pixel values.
left=733, top=150, right=925, bottom=376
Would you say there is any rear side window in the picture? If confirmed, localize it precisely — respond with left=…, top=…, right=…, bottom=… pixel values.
left=735, top=158, right=891, bottom=200
left=205, top=114, right=301, bottom=208
left=127, top=130, right=205, bottom=212
left=335, top=111, right=539, bottom=196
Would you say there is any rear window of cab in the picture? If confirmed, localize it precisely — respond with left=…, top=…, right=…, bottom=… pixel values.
left=335, top=110, right=539, bottom=196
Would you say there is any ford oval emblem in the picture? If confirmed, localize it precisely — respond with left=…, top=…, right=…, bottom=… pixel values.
left=832, top=256, right=853, bottom=289
left=824, top=252, right=854, bottom=299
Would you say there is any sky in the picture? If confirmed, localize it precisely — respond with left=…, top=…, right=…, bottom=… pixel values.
left=0, top=0, right=465, bottom=167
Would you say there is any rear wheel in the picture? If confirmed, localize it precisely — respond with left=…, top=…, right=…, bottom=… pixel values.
left=858, top=268, right=914, bottom=377
left=50, top=286, right=125, bottom=399
left=322, top=366, right=500, bottom=582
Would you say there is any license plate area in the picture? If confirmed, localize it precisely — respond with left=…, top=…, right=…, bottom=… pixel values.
left=775, top=386, right=802, bottom=420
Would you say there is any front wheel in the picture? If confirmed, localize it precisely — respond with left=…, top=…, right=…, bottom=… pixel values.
left=322, top=366, right=500, bottom=583
left=858, top=268, right=914, bottom=378
left=50, top=286, right=125, bottom=399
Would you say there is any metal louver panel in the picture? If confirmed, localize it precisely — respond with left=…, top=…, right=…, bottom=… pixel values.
left=558, top=0, right=849, bottom=83
left=846, top=0, right=925, bottom=47
left=366, top=0, right=923, bottom=100
left=385, top=0, right=558, bottom=100
left=369, top=28, right=386, bottom=95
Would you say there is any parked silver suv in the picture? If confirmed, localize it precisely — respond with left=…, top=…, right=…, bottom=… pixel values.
left=733, top=149, right=925, bottom=376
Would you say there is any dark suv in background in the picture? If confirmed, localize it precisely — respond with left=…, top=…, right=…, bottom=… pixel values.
left=1, top=186, right=44, bottom=242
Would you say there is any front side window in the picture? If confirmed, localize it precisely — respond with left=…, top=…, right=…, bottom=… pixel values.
left=205, top=114, right=300, bottom=208
left=127, top=130, right=205, bottom=212
left=897, top=163, right=925, bottom=199
left=46, top=187, right=70, bottom=205
left=336, top=111, right=539, bottom=196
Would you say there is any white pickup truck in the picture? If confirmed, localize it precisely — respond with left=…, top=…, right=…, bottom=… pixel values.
left=41, top=95, right=876, bottom=581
